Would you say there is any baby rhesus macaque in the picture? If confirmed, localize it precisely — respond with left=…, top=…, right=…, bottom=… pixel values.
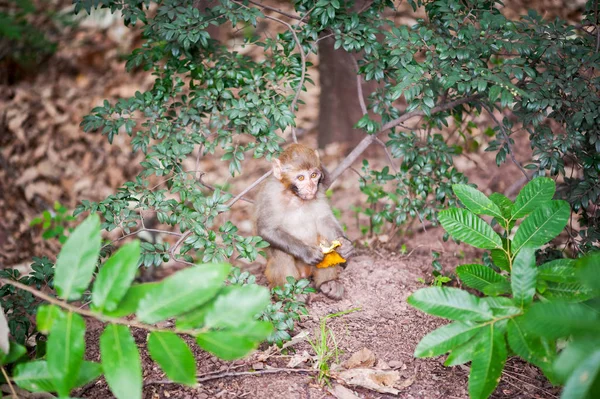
left=254, top=144, right=354, bottom=299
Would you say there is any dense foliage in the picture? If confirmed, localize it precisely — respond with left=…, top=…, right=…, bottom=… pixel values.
left=409, top=178, right=600, bottom=399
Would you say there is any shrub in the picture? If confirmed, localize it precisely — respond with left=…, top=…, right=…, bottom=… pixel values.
left=408, top=177, right=600, bottom=399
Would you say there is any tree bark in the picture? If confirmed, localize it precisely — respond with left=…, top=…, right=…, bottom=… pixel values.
left=317, top=38, right=375, bottom=149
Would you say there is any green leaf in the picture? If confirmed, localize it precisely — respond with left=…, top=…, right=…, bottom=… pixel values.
left=538, top=259, right=577, bottom=283
left=0, top=341, right=26, bottom=366
left=101, top=283, right=159, bottom=318
left=488, top=193, right=513, bottom=219
left=511, top=177, right=555, bottom=220
left=438, top=208, right=502, bottom=249
left=445, top=336, right=480, bottom=366
left=541, top=282, right=593, bottom=302
left=507, top=317, right=555, bottom=369
left=407, top=287, right=493, bottom=322
left=456, top=264, right=507, bottom=293
left=554, top=338, right=600, bottom=385
left=47, top=311, right=86, bottom=397
left=523, top=302, right=600, bottom=339
left=36, top=305, right=62, bottom=334
left=54, top=214, right=101, bottom=300
left=482, top=280, right=511, bottom=296
left=490, top=249, right=510, bottom=271
left=137, top=264, right=231, bottom=324
left=100, top=325, right=142, bottom=399
left=452, top=185, right=504, bottom=221
left=13, top=361, right=56, bottom=393
left=511, top=247, right=537, bottom=308
left=576, top=252, right=600, bottom=293
left=511, top=201, right=570, bottom=256
left=480, top=297, right=521, bottom=317
left=203, top=285, right=271, bottom=329
left=92, top=241, right=141, bottom=312
left=414, top=321, right=483, bottom=358
left=196, top=320, right=272, bottom=361
left=148, top=332, right=196, bottom=386
left=74, top=361, right=103, bottom=388
left=469, top=324, right=507, bottom=399
left=561, top=350, right=600, bottom=399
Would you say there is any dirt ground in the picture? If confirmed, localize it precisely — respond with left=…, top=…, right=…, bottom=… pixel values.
left=0, top=1, right=581, bottom=398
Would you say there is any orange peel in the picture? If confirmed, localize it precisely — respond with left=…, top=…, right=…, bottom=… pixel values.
left=316, top=240, right=346, bottom=269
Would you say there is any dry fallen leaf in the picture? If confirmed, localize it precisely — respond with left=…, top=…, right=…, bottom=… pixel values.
left=286, top=350, right=313, bottom=368
left=336, top=368, right=401, bottom=395
left=327, top=384, right=361, bottom=399
left=343, top=348, right=376, bottom=369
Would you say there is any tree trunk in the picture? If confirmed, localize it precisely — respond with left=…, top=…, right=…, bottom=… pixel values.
left=317, top=39, right=374, bottom=149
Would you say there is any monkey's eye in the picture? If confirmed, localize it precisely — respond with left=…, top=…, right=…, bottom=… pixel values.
left=297, top=175, right=305, bottom=181
left=311, top=172, right=318, bottom=178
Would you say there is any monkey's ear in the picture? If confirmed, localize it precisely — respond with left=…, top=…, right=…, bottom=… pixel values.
left=272, top=158, right=283, bottom=180
left=314, top=149, right=320, bottom=161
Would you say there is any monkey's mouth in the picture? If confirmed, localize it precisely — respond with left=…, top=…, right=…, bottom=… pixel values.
left=291, top=184, right=317, bottom=201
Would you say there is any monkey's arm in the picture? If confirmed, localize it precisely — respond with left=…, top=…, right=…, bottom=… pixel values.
left=318, top=213, right=354, bottom=259
left=257, top=223, right=324, bottom=265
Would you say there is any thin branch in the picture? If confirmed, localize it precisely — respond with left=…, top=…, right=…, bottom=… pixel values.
left=198, top=172, right=254, bottom=204
left=247, top=0, right=303, bottom=21
left=144, top=367, right=317, bottom=386
left=228, top=170, right=272, bottom=207
left=103, top=228, right=183, bottom=250
left=351, top=56, right=368, bottom=116
left=327, top=94, right=482, bottom=185
left=195, top=144, right=204, bottom=181
left=374, top=137, right=399, bottom=174
left=170, top=231, right=192, bottom=258
left=0, top=368, right=16, bottom=398
left=315, top=32, right=335, bottom=44
left=481, top=103, right=530, bottom=181
left=0, top=278, right=207, bottom=337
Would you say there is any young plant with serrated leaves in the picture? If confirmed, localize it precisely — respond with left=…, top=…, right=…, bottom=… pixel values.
left=408, top=177, right=598, bottom=399
left=260, top=277, right=315, bottom=347
left=0, top=215, right=273, bottom=399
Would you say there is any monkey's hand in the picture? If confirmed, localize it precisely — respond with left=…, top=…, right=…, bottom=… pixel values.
left=299, top=245, right=325, bottom=265
left=336, top=237, right=355, bottom=259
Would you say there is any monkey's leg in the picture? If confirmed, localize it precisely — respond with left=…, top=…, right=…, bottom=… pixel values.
left=265, top=249, right=300, bottom=288
left=313, top=266, right=343, bottom=300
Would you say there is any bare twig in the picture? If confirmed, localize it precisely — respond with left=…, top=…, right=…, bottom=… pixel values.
left=228, top=170, right=272, bottom=207
left=327, top=94, right=482, bottom=185
left=0, top=368, right=16, bottom=398
left=0, top=278, right=207, bottom=337
left=247, top=0, right=303, bottom=21
left=374, top=137, right=399, bottom=174
left=198, top=172, right=254, bottom=204
left=481, top=103, right=530, bottom=181
left=170, top=231, right=192, bottom=258
left=144, top=367, right=317, bottom=386
left=195, top=144, right=204, bottom=181
left=103, top=228, right=183, bottom=250
left=351, top=56, right=368, bottom=116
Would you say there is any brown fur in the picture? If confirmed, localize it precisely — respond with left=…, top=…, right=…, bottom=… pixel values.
left=255, top=144, right=353, bottom=300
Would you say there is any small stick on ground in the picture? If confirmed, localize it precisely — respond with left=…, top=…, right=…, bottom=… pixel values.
left=144, top=367, right=318, bottom=387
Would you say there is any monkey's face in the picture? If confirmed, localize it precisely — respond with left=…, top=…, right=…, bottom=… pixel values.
left=291, top=169, right=321, bottom=200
